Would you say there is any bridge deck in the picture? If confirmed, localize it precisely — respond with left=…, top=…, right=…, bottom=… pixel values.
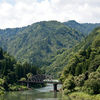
left=19, top=81, right=63, bottom=84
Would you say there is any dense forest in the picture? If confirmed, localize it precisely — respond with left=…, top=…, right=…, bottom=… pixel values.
left=0, top=21, right=85, bottom=77
left=63, top=20, right=100, bottom=34
left=59, top=26, right=100, bottom=99
left=0, top=20, right=100, bottom=98
left=0, top=48, right=44, bottom=94
left=46, top=25, right=100, bottom=78
left=1, top=20, right=100, bottom=78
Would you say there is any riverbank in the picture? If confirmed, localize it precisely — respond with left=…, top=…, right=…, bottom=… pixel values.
left=63, top=91, right=100, bottom=100
left=0, top=85, right=29, bottom=96
left=0, top=83, right=46, bottom=96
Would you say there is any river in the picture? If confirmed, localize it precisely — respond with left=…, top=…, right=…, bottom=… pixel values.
left=0, top=84, right=63, bottom=100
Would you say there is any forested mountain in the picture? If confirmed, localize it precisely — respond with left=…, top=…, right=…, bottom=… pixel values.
left=63, top=20, right=100, bottom=34
left=1, top=20, right=100, bottom=78
left=60, top=26, right=100, bottom=77
left=60, top=26, right=100, bottom=97
left=46, top=26, right=100, bottom=78
left=0, top=47, right=44, bottom=93
left=0, top=21, right=84, bottom=72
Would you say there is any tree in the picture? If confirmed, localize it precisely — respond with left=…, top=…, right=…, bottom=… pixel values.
left=84, top=72, right=100, bottom=94
left=7, top=70, right=17, bottom=84
left=84, top=78, right=100, bottom=94
left=20, top=78, right=26, bottom=81
left=92, top=38, right=100, bottom=49
left=63, top=76, right=75, bottom=91
left=26, top=73, right=33, bottom=81
left=74, top=74, right=85, bottom=87
left=0, top=48, right=3, bottom=59
left=86, top=47, right=91, bottom=59
left=15, top=62, right=23, bottom=80
left=0, top=79, right=4, bottom=86
left=89, top=55, right=100, bottom=72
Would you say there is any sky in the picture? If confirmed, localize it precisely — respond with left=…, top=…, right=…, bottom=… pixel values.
left=0, top=0, right=100, bottom=29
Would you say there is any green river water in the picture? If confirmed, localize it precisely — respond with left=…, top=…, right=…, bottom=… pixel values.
left=0, top=84, right=64, bottom=100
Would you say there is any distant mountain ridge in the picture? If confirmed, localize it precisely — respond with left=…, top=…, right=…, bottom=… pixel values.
left=1, top=20, right=100, bottom=78
left=0, top=21, right=84, bottom=65
left=63, top=20, right=100, bottom=34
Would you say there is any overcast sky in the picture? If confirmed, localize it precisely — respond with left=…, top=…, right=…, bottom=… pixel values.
left=0, top=0, right=100, bottom=29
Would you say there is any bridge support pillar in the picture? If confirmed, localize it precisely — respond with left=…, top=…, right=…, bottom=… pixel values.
left=22, top=82, right=24, bottom=86
left=53, top=83, right=57, bottom=92
left=27, top=82, right=30, bottom=88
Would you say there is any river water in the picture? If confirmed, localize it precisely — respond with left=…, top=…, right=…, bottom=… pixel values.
left=0, top=84, right=63, bottom=100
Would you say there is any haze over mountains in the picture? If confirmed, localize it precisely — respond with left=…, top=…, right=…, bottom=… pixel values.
left=0, top=20, right=100, bottom=77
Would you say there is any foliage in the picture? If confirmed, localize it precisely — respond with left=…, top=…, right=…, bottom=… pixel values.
left=69, top=92, right=100, bottom=100
left=61, top=26, right=100, bottom=95
left=0, top=20, right=100, bottom=78
left=0, top=78, right=5, bottom=95
left=20, top=78, right=26, bottom=81
left=74, top=73, right=86, bottom=87
left=0, top=79, right=4, bottom=86
left=63, top=89, right=71, bottom=95
left=26, top=73, right=33, bottom=80
left=8, top=84, right=28, bottom=91
left=84, top=72, right=100, bottom=94
left=0, top=21, right=85, bottom=78
left=64, top=20, right=100, bottom=34
left=62, top=76, right=75, bottom=91
left=0, top=47, right=45, bottom=94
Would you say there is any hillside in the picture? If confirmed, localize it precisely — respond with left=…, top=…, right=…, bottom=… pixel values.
left=61, top=26, right=100, bottom=77
left=0, top=21, right=84, bottom=67
left=0, top=47, right=44, bottom=93
left=46, top=26, right=100, bottom=78
left=60, top=26, right=100, bottom=98
left=63, top=20, right=100, bottom=34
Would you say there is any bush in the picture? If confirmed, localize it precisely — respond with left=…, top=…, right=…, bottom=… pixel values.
left=84, top=77, right=100, bottom=94
left=63, top=76, right=75, bottom=91
left=0, top=79, right=4, bottom=86
left=20, top=78, right=26, bottom=81
left=74, top=74, right=85, bottom=87
left=0, top=86, right=5, bottom=95
left=63, top=89, right=71, bottom=95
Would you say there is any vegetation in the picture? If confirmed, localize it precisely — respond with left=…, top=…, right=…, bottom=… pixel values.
left=0, top=20, right=100, bottom=99
left=0, top=47, right=44, bottom=95
left=46, top=26, right=100, bottom=78
left=63, top=20, right=100, bottom=34
left=63, top=91, right=100, bottom=100
left=0, top=21, right=85, bottom=77
left=60, top=26, right=100, bottom=99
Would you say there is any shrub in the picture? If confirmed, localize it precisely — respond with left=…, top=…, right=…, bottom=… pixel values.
left=63, top=89, right=71, bottom=95
left=20, top=78, right=26, bottom=81
left=74, top=74, right=85, bottom=87
left=63, top=76, right=75, bottom=91
left=84, top=78, right=100, bottom=94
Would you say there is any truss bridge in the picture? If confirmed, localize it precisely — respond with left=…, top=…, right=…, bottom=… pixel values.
left=19, top=74, right=63, bottom=91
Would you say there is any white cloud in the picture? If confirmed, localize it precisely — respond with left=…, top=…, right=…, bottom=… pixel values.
left=0, top=0, right=100, bottom=29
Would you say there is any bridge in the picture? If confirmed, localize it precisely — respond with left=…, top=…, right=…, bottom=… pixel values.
left=19, top=74, right=63, bottom=91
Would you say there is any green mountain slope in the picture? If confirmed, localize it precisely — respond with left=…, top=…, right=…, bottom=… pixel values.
left=63, top=26, right=100, bottom=75
left=60, top=26, right=100, bottom=97
left=0, top=21, right=84, bottom=66
left=63, top=20, right=100, bottom=34
left=0, top=47, right=44, bottom=93
left=46, top=26, right=100, bottom=78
